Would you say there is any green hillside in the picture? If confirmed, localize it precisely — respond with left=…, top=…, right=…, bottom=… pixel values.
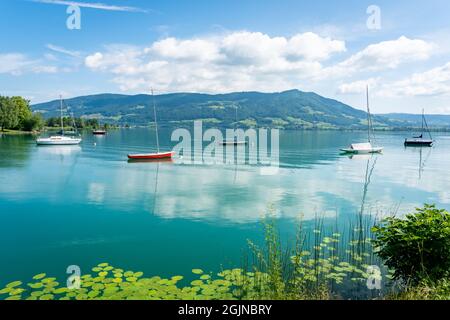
left=32, top=90, right=406, bottom=129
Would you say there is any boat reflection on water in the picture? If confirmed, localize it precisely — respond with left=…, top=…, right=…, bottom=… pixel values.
left=36, top=145, right=81, bottom=157
left=127, top=157, right=174, bottom=164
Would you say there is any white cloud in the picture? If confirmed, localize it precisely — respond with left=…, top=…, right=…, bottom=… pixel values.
left=0, top=53, right=58, bottom=75
left=46, top=44, right=81, bottom=57
left=326, top=36, right=434, bottom=77
left=84, top=31, right=345, bottom=93
left=338, top=78, right=379, bottom=94
left=380, top=61, right=450, bottom=97
left=31, top=0, right=147, bottom=13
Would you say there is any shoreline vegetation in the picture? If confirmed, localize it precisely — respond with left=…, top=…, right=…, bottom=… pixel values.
left=1, top=205, right=448, bottom=300
left=3, top=94, right=450, bottom=134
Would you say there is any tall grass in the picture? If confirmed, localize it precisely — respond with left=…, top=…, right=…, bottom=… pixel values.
left=242, top=210, right=387, bottom=300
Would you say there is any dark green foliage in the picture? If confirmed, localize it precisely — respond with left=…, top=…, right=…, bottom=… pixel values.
left=21, top=113, right=45, bottom=131
left=0, top=96, right=38, bottom=131
left=45, top=117, right=99, bottom=129
left=0, top=96, right=19, bottom=131
left=372, top=204, right=450, bottom=283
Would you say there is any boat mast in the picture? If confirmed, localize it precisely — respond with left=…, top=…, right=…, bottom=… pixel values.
left=366, top=85, right=371, bottom=143
left=152, top=88, right=160, bottom=154
left=60, top=95, right=64, bottom=135
left=421, top=108, right=425, bottom=137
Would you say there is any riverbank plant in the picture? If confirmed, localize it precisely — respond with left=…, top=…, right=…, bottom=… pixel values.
left=372, top=204, right=450, bottom=284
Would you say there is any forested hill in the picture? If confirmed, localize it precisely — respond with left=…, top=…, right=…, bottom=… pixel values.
left=31, top=89, right=425, bottom=129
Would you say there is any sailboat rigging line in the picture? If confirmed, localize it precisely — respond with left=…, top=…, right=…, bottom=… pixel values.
left=152, top=88, right=160, bottom=154
left=422, top=110, right=433, bottom=140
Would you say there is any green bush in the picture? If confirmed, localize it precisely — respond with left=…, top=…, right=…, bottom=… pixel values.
left=372, top=204, right=450, bottom=284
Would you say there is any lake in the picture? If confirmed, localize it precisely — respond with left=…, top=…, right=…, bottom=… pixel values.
left=1, top=128, right=450, bottom=287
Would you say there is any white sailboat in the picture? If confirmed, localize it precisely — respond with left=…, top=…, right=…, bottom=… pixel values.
left=36, top=95, right=82, bottom=146
left=341, top=86, right=383, bottom=154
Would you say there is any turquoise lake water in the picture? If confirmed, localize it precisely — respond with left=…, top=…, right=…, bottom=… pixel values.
left=1, top=128, right=450, bottom=286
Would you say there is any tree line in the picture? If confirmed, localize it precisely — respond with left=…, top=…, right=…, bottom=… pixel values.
left=0, top=96, right=44, bottom=131
left=0, top=95, right=107, bottom=132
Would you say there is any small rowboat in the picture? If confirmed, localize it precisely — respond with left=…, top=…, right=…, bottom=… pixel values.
left=219, top=140, right=248, bottom=146
left=92, top=130, right=107, bottom=135
left=128, top=151, right=175, bottom=160
left=340, top=143, right=383, bottom=154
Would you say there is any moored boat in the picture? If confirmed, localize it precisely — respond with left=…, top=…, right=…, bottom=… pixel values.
left=128, top=151, right=175, bottom=160
left=92, top=129, right=107, bottom=135
left=127, top=89, right=174, bottom=161
left=404, top=110, right=433, bottom=147
left=36, top=95, right=82, bottom=146
left=219, top=140, right=248, bottom=146
left=340, top=143, right=383, bottom=154
left=36, top=136, right=82, bottom=145
left=341, top=86, right=383, bottom=155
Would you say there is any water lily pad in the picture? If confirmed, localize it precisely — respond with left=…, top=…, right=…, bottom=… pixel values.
left=200, top=275, right=210, bottom=280
left=5, top=295, right=21, bottom=300
left=126, top=277, right=137, bottom=282
left=190, top=280, right=203, bottom=286
left=98, top=263, right=109, bottom=267
left=33, top=273, right=46, bottom=280
left=53, top=288, right=68, bottom=294
left=192, top=269, right=203, bottom=275
left=39, top=294, right=54, bottom=300
left=98, top=271, right=108, bottom=277
left=6, top=281, right=22, bottom=288
left=0, top=287, right=11, bottom=294
left=92, top=283, right=105, bottom=291
left=171, top=276, right=183, bottom=282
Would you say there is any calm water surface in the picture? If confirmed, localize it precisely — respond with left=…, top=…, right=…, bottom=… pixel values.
left=1, top=129, right=449, bottom=285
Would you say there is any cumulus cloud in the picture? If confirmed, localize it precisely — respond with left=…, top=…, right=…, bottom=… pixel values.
left=83, top=32, right=438, bottom=95
left=84, top=31, right=346, bottom=93
left=338, top=78, right=379, bottom=94
left=326, top=36, right=434, bottom=77
left=380, top=61, right=450, bottom=97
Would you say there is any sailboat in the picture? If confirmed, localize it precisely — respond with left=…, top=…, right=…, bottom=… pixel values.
left=127, top=89, right=175, bottom=160
left=219, top=106, right=248, bottom=146
left=340, top=86, right=383, bottom=154
left=36, top=96, right=82, bottom=146
left=404, top=109, right=433, bottom=147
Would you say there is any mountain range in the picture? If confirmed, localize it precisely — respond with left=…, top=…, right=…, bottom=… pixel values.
left=31, top=90, right=450, bottom=130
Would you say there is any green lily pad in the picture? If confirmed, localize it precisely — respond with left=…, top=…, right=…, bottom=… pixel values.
left=6, top=281, right=22, bottom=288
left=192, top=269, right=203, bottom=275
left=32, top=273, right=46, bottom=280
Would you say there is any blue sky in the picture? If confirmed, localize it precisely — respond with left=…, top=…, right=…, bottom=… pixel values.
left=1, top=0, right=450, bottom=113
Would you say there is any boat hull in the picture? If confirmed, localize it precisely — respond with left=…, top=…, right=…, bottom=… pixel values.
left=404, top=139, right=433, bottom=147
left=340, top=147, right=383, bottom=154
left=127, top=151, right=175, bottom=160
left=36, top=137, right=82, bottom=145
left=92, top=130, right=107, bottom=135
left=219, top=141, right=248, bottom=146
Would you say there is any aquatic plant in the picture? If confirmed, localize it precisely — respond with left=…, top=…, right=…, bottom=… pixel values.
left=372, top=204, right=450, bottom=284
